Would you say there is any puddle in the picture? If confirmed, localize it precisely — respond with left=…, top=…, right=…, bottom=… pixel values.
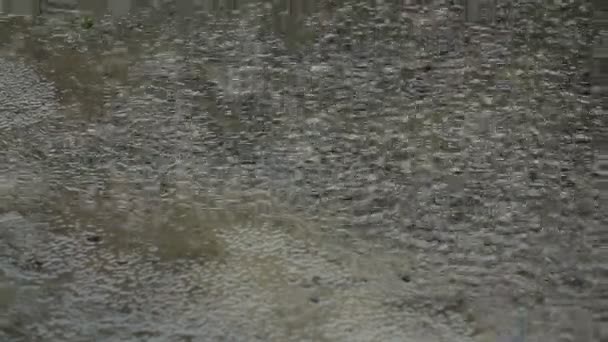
left=0, top=1, right=600, bottom=341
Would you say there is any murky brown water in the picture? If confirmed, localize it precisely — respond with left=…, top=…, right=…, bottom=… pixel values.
left=0, top=1, right=602, bottom=341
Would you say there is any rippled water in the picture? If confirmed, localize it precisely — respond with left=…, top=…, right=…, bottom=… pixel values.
left=0, top=1, right=602, bottom=341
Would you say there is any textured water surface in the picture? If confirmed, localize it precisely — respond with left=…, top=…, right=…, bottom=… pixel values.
left=0, top=1, right=603, bottom=341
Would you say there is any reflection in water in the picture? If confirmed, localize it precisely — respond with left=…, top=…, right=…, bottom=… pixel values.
left=77, top=0, right=160, bottom=16
left=0, top=0, right=40, bottom=16
left=3, top=0, right=329, bottom=17
left=0, top=1, right=597, bottom=341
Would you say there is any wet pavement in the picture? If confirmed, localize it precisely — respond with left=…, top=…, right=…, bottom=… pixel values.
left=0, top=1, right=604, bottom=341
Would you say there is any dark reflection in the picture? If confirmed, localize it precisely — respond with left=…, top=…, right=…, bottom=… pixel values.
left=2, top=0, right=455, bottom=18
left=3, top=0, right=350, bottom=18
left=0, top=0, right=40, bottom=15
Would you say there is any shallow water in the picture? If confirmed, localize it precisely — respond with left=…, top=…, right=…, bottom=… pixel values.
left=0, top=1, right=603, bottom=341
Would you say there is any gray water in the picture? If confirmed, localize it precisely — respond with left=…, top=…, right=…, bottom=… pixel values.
left=0, top=1, right=603, bottom=341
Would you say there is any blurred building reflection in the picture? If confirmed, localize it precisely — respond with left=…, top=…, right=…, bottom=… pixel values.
left=3, top=0, right=327, bottom=17
left=2, top=0, right=469, bottom=18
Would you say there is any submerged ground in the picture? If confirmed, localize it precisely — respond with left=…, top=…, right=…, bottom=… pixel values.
left=0, top=1, right=604, bottom=341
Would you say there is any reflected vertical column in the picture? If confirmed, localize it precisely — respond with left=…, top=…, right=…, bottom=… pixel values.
left=464, top=0, right=495, bottom=25
left=79, top=0, right=109, bottom=16
left=4, top=0, right=40, bottom=16
left=108, top=0, right=134, bottom=16
left=176, top=0, right=195, bottom=17
left=199, top=0, right=212, bottom=12
left=591, top=1, right=608, bottom=342
left=592, top=0, right=608, bottom=104
left=592, top=1, right=608, bottom=197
